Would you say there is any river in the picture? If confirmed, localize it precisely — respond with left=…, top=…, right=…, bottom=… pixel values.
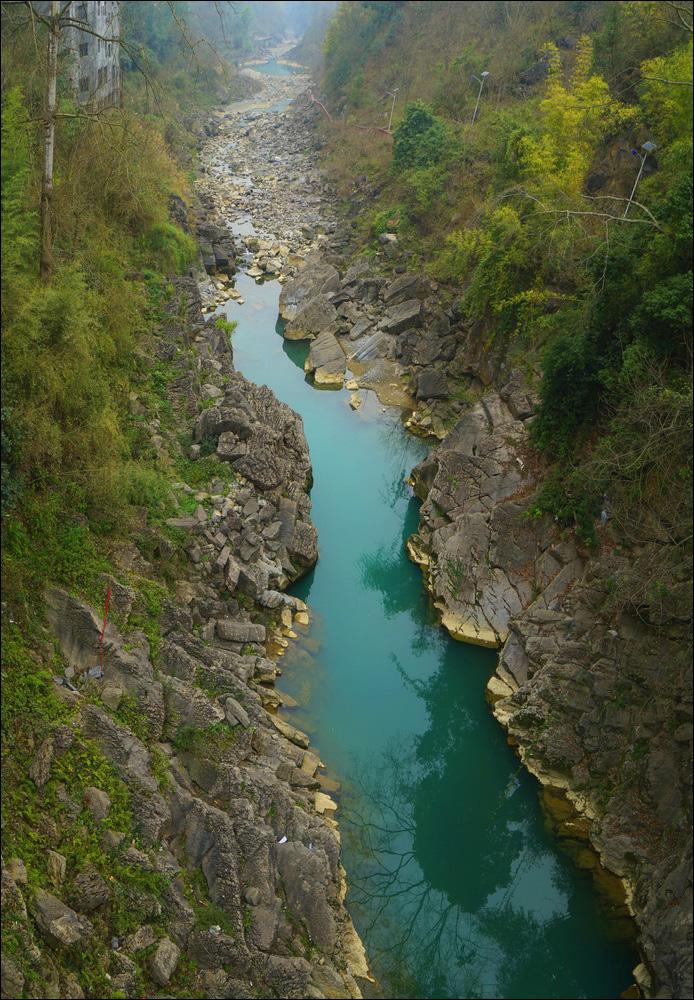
left=214, top=61, right=636, bottom=1000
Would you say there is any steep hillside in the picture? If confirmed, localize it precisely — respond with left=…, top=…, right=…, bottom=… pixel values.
left=0, top=6, right=368, bottom=999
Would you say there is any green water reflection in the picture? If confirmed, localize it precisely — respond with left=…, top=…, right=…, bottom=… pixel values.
left=221, top=270, right=635, bottom=998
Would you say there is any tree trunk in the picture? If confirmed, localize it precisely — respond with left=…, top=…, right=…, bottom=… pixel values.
left=40, top=0, right=60, bottom=281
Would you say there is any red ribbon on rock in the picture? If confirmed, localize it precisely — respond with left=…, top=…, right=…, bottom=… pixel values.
left=99, top=585, right=111, bottom=674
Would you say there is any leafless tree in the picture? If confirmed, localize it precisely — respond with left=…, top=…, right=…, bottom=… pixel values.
left=3, top=0, right=235, bottom=278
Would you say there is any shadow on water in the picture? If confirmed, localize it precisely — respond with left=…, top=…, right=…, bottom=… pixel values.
left=220, top=195, right=637, bottom=999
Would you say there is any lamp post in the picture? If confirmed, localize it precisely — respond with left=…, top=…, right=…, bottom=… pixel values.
left=385, top=88, right=399, bottom=133
left=624, top=140, right=657, bottom=217
left=471, top=70, right=489, bottom=125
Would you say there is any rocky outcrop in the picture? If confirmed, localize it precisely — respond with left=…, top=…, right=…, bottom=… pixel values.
left=408, top=371, right=693, bottom=999
left=487, top=553, right=693, bottom=1000
left=408, top=386, right=579, bottom=647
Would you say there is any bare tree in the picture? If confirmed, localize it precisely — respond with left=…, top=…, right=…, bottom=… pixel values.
left=6, top=0, right=236, bottom=279
left=39, top=0, right=60, bottom=279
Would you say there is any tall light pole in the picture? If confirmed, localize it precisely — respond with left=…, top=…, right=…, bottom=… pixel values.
left=385, top=88, right=399, bottom=133
left=624, top=140, right=657, bottom=217
left=471, top=70, right=489, bottom=125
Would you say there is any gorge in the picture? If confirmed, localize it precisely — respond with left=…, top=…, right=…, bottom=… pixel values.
left=1, top=4, right=691, bottom=1000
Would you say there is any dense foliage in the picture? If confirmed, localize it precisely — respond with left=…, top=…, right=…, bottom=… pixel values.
left=322, top=1, right=693, bottom=558
left=0, top=2, right=244, bottom=671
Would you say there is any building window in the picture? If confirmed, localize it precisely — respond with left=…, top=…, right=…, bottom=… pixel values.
left=98, top=66, right=107, bottom=87
left=79, top=76, right=89, bottom=92
left=79, top=41, right=88, bottom=57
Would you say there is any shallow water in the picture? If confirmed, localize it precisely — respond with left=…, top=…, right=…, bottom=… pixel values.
left=245, top=56, right=303, bottom=76
left=219, top=273, right=636, bottom=999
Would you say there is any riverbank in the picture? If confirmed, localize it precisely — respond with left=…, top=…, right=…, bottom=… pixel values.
left=192, top=54, right=651, bottom=1000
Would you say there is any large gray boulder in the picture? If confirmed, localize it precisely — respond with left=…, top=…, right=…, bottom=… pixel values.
left=149, top=937, right=180, bottom=986
left=304, top=330, right=346, bottom=386
left=416, top=369, right=449, bottom=400
left=278, top=260, right=340, bottom=320
left=215, top=621, right=266, bottom=645
left=383, top=272, right=429, bottom=306
left=284, top=295, right=338, bottom=341
left=381, top=298, right=423, bottom=334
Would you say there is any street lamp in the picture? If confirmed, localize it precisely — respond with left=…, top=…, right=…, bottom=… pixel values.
left=385, top=88, right=399, bottom=133
left=624, top=140, right=657, bottom=217
left=471, top=70, right=489, bottom=125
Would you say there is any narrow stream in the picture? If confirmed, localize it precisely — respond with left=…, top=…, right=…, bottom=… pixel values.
left=215, top=64, right=636, bottom=1000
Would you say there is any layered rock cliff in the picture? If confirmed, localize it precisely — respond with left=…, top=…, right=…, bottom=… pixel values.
left=407, top=374, right=692, bottom=999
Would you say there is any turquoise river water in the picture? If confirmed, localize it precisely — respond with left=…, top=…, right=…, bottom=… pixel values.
left=216, top=62, right=636, bottom=998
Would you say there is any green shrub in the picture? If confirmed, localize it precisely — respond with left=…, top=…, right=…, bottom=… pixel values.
left=393, top=101, right=453, bottom=172
left=531, top=327, right=601, bottom=456
left=141, top=221, right=196, bottom=274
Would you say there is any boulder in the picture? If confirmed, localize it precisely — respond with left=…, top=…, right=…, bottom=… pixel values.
left=284, top=295, right=338, bottom=341
left=124, top=924, right=156, bottom=954
left=5, top=858, right=27, bottom=885
left=224, top=696, right=251, bottom=729
left=83, top=786, right=111, bottom=823
left=279, top=260, right=340, bottom=321
left=349, top=316, right=372, bottom=341
left=381, top=298, right=423, bottom=334
left=31, top=889, right=93, bottom=948
left=47, top=851, right=67, bottom=886
left=416, top=369, right=449, bottom=400
left=215, top=620, right=266, bottom=645
left=383, top=272, right=429, bottom=306
left=70, top=868, right=111, bottom=913
left=304, top=329, right=346, bottom=386
left=149, top=937, right=180, bottom=987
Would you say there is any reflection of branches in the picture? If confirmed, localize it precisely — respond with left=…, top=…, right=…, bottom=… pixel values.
left=341, top=738, right=548, bottom=997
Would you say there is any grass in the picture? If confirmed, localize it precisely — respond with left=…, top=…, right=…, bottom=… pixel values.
left=175, top=451, right=235, bottom=490
left=114, top=693, right=151, bottom=743
left=171, top=722, right=237, bottom=757
left=182, top=869, right=235, bottom=935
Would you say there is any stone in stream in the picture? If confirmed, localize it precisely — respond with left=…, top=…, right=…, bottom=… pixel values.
left=284, top=295, right=338, bottom=341
left=278, top=260, right=340, bottom=320
left=304, top=330, right=346, bottom=386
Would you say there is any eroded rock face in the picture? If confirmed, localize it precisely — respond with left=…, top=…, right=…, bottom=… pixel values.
left=491, top=565, right=693, bottom=998
left=18, top=273, right=369, bottom=1000
left=408, top=373, right=693, bottom=999
left=409, top=388, right=576, bottom=647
